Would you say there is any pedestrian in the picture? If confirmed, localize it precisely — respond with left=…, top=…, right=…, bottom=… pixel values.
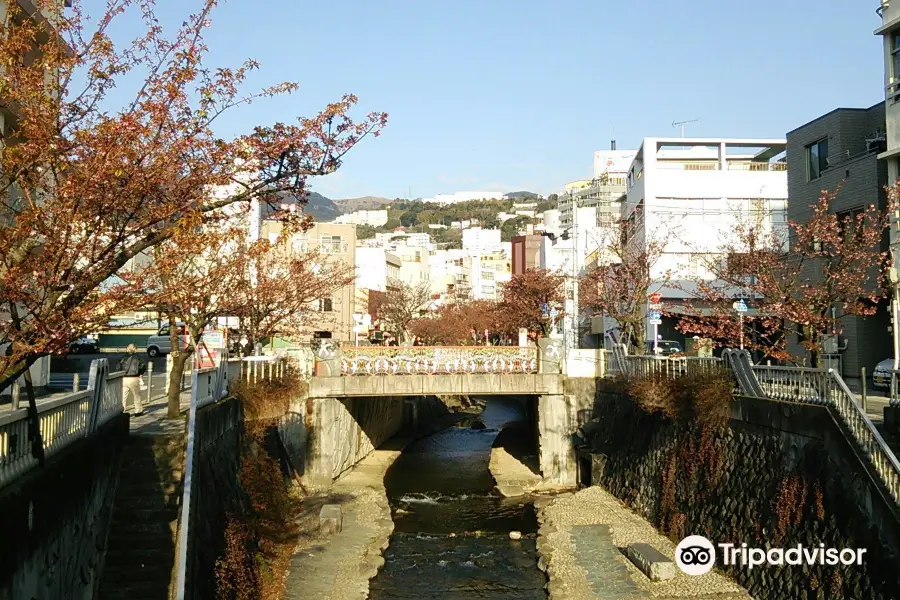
left=118, top=344, right=146, bottom=416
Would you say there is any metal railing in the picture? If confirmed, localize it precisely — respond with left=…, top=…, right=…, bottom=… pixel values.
left=749, top=364, right=838, bottom=404
left=173, top=354, right=290, bottom=600
left=0, top=359, right=124, bottom=490
left=621, top=354, right=724, bottom=380
left=339, top=346, right=539, bottom=376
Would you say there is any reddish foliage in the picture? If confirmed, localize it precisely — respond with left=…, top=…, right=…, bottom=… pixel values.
left=0, top=0, right=386, bottom=391
left=409, top=299, right=499, bottom=345
left=496, top=268, right=565, bottom=337
left=676, top=186, right=894, bottom=363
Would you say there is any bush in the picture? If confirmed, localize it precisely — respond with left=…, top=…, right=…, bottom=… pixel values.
left=626, top=369, right=733, bottom=430
left=230, top=370, right=307, bottom=423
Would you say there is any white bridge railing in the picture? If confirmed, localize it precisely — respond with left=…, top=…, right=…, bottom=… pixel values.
left=339, top=346, right=539, bottom=376
left=0, top=359, right=124, bottom=490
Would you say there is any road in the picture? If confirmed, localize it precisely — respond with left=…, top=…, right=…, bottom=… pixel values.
left=48, top=352, right=171, bottom=393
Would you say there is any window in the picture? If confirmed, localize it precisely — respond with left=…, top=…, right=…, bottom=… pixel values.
left=893, top=33, right=900, bottom=85
left=318, top=298, right=333, bottom=312
left=806, top=138, right=829, bottom=181
left=320, top=235, right=343, bottom=254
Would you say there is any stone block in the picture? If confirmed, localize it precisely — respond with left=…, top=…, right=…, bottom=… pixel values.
left=495, top=483, right=525, bottom=497
left=319, top=504, right=343, bottom=535
left=624, top=543, right=676, bottom=581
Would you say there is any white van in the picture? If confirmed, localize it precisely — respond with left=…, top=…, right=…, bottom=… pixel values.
left=146, top=324, right=188, bottom=357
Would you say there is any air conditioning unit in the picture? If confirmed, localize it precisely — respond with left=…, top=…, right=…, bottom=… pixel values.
left=867, top=134, right=887, bottom=153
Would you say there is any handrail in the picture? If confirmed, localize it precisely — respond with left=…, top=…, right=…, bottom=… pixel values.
left=0, top=359, right=125, bottom=490
left=339, top=346, right=539, bottom=376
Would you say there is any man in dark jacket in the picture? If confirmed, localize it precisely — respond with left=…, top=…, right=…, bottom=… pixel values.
left=118, top=344, right=146, bottom=415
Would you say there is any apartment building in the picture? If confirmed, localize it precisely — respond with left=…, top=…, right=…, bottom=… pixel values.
left=511, top=235, right=543, bottom=275
left=558, top=146, right=633, bottom=228
left=462, top=227, right=502, bottom=252
left=261, top=220, right=357, bottom=342
left=623, top=138, right=788, bottom=344
left=334, top=209, right=389, bottom=227
left=876, top=0, right=900, bottom=366
left=786, top=104, right=891, bottom=375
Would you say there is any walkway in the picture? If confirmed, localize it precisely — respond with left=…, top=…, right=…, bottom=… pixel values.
left=536, top=487, right=752, bottom=600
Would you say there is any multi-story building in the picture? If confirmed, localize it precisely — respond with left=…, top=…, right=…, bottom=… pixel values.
left=462, top=227, right=502, bottom=252
left=786, top=104, right=891, bottom=375
left=334, top=209, right=389, bottom=227
left=423, top=191, right=505, bottom=204
left=511, top=234, right=544, bottom=275
left=623, top=137, right=788, bottom=344
left=558, top=146, right=633, bottom=229
left=355, top=248, right=402, bottom=293
left=373, top=231, right=432, bottom=248
left=260, top=220, right=357, bottom=342
left=876, top=0, right=900, bottom=366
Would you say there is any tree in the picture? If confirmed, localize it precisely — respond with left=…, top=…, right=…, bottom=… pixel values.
left=501, top=216, right=535, bottom=241
left=0, top=0, right=387, bottom=393
left=497, top=269, right=565, bottom=337
left=580, top=223, right=670, bottom=353
left=376, top=282, right=433, bottom=342
left=356, top=224, right=376, bottom=239
left=410, top=299, right=498, bottom=345
left=147, top=227, right=356, bottom=417
left=676, top=187, right=894, bottom=365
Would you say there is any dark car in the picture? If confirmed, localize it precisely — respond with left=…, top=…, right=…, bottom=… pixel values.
left=69, top=337, right=100, bottom=354
left=646, top=340, right=683, bottom=356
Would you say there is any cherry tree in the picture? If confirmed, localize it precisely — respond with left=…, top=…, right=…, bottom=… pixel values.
left=676, top=187, right=893, bottom=365
left=497, top=269, right=565, bottom=338
left=409, top=299, right=499, bottom=345
left=0, top=0, right=386, bottom=393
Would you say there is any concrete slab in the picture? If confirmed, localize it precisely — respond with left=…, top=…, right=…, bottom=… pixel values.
left=625, top=542, right=677, bottom=581
left=319, top=504, right=343, bottom=535
left=343, top=376, right=382, bottom=397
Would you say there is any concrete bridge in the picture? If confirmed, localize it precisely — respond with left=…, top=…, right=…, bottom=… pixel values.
left=301, top=340, right=579, bottom=488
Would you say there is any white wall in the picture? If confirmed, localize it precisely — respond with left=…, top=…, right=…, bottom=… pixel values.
left=462, top=227, right=502, bottom=252
left=355, top=248, right=389, bottom=292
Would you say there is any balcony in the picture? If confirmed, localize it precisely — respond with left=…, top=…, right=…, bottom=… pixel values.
left=655, top=161, right=786, bottom=172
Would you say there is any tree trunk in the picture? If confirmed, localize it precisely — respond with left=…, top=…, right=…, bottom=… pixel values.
left=167, top=350, right=191, bottom=418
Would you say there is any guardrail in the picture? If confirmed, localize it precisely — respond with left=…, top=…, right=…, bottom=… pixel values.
left=621, top=355, right=724, bottom=379
left=0, top=359, right=124, bottom=490
left=173, top=354, right=290, bottom=600
left=339, top=346, right=539, bottom=375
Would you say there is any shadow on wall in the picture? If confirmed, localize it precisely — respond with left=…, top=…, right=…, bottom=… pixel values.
left=0, top=414, right=130, bottom=600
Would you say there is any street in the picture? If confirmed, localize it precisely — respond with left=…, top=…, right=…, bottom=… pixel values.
left=49, top=352, right=169, bottom=392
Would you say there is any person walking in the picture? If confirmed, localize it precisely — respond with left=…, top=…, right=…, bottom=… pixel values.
left=118, top=344, right=146, bottom=416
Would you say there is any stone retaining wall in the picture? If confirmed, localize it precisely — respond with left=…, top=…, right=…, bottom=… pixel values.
left=580, top=382, right=900, bottom=599
left=0, top=414, right=130, bottom=600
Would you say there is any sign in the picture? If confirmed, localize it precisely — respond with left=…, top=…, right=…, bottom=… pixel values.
left=733, top=299, right=749, bottom=313
left=202, top=331, right=225, bottom=349
left=648, top=292, right=662, bottom=304
left=648, top=310, right=662, bottom=320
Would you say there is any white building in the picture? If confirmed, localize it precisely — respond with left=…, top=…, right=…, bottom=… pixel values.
left=622, top=137, right=788, bottom=341
left=373, top=231, right=432, bottom=249
left=334, top=209, right=389, bottom=227
left=355, top=248, right=401, bottom=293
left=423, top=191, right=506, bottom=205
left=559, top=148, right=633, bottom=229
left=462, top=227, right=502, bottom=252
left=876, top=1, right=900, bottom=363
left=540, top=209, right=562, bottom=236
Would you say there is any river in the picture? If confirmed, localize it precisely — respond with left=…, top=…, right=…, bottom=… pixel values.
left=368, top=397, right=547, bottom=600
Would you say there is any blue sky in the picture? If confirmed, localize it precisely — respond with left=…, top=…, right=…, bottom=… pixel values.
left=114, top=0, right=885, bottom=199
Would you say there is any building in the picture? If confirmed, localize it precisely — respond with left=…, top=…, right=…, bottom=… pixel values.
left=260, top=220, right=357, bottom=343
left=334, top=209, right=389, bottom=227
left=559, top=145, right=633, bottom=229
left=622, top=137, right=788, bottom=343
left=355, top=248, right=402, bottom=293
left=876, top=1, right=900, bottom=366
left=786, top=104, right=891, bottom=375
left=462, top=227, right=502, bottom=252
left=511, top=234, right=544, bottom=275
left=373, top=231, right=432, bottom=248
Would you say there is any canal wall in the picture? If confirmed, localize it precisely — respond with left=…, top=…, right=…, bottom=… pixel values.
left=574, top=380, right=900, bottom=599
left=0, top=414, right=130, bottom=600
left=285, top=395, right=450, bottom=486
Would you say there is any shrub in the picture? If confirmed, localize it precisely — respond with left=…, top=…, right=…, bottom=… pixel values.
left=626, top=369, right=733, bottom=429
left=231, top=370, right=307, bottom=423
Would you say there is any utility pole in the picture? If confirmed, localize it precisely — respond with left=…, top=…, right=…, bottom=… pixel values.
left=571, top=191, right=579, bottom=351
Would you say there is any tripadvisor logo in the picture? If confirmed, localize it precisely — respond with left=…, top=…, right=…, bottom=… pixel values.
left=675, top=535, right=867, bottom=576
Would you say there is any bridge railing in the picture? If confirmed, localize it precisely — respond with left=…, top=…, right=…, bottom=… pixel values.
left=620, top=354, right=725, bottom=380
left=339, top=346, right=540, bottom=376
left=0, top=359, right=124, bottom=490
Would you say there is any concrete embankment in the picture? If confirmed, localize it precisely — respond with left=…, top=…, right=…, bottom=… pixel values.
left=534, top=487, right=752, bottom=600
left=285, top=440, right=407, bottom=600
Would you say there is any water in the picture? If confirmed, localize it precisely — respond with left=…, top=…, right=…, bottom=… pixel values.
left=368, top=398, right=547, bottom=600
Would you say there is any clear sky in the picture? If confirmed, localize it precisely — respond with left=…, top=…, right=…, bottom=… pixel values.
left=121, top=0, right=886, bottom=200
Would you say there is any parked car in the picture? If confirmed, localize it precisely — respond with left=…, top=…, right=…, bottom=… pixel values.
left=146, top=324, right=187, bottom=357
left=872, top=358, right=895, bottom=389
left=68, top=337, right=99, bottom=354
left=646, top=340, right=683, bottom=357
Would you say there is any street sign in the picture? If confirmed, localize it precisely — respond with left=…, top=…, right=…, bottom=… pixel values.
left=648, top=310, right=662, bottom=320
left=648, top=303, right=662, bottom=310
left=733, top=299, right=749, bottom=313
left=202, top=331, right=225, bottom=349
left=649, top=318, right=662, bottom=325
left=648, top=292, right=662, bottom=304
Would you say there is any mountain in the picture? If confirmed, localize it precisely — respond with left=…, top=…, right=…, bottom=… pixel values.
left=504, top=191, right=541, bottom=200
left=272, top=191, right=341, bottom=222
left=332, top=196, right=394, bottom=213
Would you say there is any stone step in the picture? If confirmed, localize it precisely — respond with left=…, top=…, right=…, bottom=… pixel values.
left=106, top=517, right=178, bottom=538
left=98, top=577, right=173, bottom=600
left=101, top=562, right=174, bottom=585
left=115, top=479, right=182, bottom=498
left=111, top=493, right=180, bottom=510
left=109, top=506, right=179, bottom=526
left=105, top=531, right=178, bottom=555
